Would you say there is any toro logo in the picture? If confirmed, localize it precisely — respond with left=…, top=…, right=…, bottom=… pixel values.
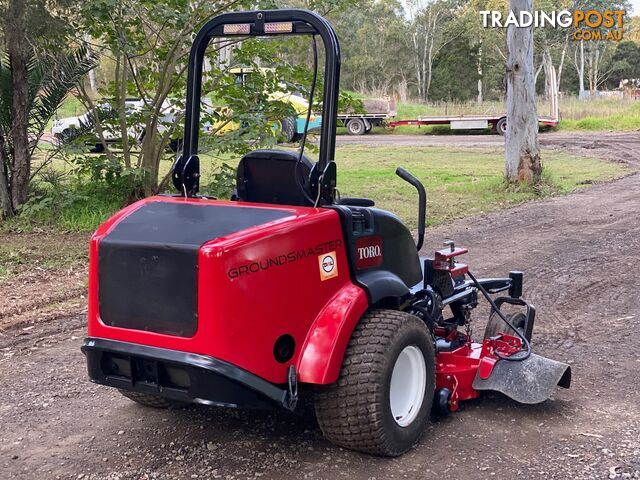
left=355, top=235, right=383, bottom=269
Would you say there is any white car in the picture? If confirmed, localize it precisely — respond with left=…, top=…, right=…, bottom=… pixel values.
left=51, top=98, right=222, bottom=153
left=51, top=99, right=148, bottom=151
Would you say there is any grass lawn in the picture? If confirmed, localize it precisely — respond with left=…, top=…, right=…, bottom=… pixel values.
left=4, top=145, right=629, bottom=234
left=196, top=145, right=628, bottom=229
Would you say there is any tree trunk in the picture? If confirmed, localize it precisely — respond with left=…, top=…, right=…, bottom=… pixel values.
left=84, top=33, right=98, bottom=95
left=477, top=41, right=483, bottom=104
left=505, top=0, right=541, bottom=184
left=0, top=137, right=13, bottom=218
left=6, top=0, right=30, bottom=210
left=577, top=40, right=586, bottom=98
left=543, top=45, right=552, bottom=99
left=556, top=31, right=570, bottom=93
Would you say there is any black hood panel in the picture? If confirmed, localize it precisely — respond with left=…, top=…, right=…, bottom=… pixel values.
left=98, top=201, right=290, bottom=337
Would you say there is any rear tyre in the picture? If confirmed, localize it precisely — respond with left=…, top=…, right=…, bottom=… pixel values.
left=484, top=311, right=527, bottom=340
left=496, top=117, right=507, bottom=136
left=118, top=390, right=189, bottom=409
left=90, top=142, right=105, bottom=153
left=315, top=309, right=436, bottom=456
left=169, top=138, right=183, bottom=153
left=346, top=118, right=366, bottom=135
left=279, top=116, right=297, bottom=143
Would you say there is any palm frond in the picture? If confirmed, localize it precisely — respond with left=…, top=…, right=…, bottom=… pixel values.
left=28, top=45, right=97, bottom=146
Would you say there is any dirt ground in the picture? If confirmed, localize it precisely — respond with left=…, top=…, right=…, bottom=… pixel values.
left=1, top=132, right=639, bottom=479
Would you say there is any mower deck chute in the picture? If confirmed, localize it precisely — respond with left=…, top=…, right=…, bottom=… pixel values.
left=473, top=353, right=572, bottom=404
left=83, top=8, right=571, bottom=457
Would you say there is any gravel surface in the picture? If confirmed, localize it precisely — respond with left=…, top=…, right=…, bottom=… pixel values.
left=1, top=133, right=639, bottom=479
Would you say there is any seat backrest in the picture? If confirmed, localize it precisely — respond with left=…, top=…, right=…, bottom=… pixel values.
left=236, top=149, right=314, bottom=206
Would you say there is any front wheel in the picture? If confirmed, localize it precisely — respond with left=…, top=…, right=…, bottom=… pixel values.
left=315, top=309, right=436, bottom=456
left=484, top=311, right=527, bottom=340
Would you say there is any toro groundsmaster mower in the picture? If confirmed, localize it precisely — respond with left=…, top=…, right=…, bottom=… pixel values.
left=82, top=9, right=571, bottom=456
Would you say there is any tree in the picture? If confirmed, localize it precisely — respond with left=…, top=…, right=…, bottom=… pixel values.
left=0, top=46, right=96, bottom=217
left=405, top=0, right=458, bottom=101
left=607, top=40, right=640, bottom=87
left=0, top=0, right=93, bottom=218
left=505, top=0, right=541, bottom=184
left=569, top=0, right=630, bottom=96
left=331, top=0, right=411, bottom=98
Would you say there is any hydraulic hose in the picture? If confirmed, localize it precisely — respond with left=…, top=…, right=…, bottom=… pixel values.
left=467, top=270, right=531, bottom=362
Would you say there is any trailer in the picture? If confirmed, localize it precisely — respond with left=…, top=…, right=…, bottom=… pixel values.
left=388, top=79, right=561, bottom=136
left=388, top=114, right=559, bottom=136
left=338, top=98, right=397, bottom=135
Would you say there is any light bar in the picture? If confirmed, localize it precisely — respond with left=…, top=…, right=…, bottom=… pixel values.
left=264, top=22, right=293, bottom=33
left=223, top=23, right=250, bottom=35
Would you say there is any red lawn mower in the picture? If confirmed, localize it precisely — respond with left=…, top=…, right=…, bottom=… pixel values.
left=82, top=9, right=571, bottom=456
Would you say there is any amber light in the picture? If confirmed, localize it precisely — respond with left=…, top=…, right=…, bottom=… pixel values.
left=264, top=22, right=293, bottom=33
left=223, top=23, right=251, bottom=35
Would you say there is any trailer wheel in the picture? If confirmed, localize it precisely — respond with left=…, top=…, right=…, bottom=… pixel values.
left=346, top=118, right=366, bottom=135
left=315, top=309, right=436, bottom=456
left=496, top=117, right=507, bottom=136
left=118, top=390, right=189, bottom=409
left=484, top=311, right=527, bottom=340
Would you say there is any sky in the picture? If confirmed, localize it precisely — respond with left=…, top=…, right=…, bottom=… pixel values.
left=630, top=0, right=639, bottom=16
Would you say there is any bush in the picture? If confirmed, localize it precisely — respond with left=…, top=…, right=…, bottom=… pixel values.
left=14, top=154, right=145, bottom=232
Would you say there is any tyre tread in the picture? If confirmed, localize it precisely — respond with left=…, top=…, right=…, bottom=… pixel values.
left=315, top=309, right=435, bottom=456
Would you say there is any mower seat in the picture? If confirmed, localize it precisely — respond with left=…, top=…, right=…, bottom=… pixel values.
left=236, top=149, right=314, bottom=207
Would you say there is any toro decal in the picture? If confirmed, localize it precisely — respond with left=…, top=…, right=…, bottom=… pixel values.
left=355, top=235, right=383, bottom=269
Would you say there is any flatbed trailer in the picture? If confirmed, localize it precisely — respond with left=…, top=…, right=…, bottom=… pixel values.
left=388, top=114, right=559, bottom=135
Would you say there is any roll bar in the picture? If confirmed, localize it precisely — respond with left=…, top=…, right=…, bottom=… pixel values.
left=172, top=9, right=341, bottom=201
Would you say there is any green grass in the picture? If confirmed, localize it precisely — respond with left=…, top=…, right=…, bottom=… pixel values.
left=56, top=96, right=85, bottom=118
left=197, top=145, right=628, bottom=229
left=557, top=108, right=640, bottom=131
left=331, top=146, right=628, bottom=227
left=15, top=135, right=629, bottom=234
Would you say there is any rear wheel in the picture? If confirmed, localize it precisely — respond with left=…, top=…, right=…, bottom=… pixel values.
left=118, top=390, right=189, bottom=409
left=495, top=117, right=507, bottom=136
left=169, top=138, right=183, bottom=153
left=279, top=116, right=297, bottom=143
left=346, top=118, right=366, bottom=135
left=90, top=142, right=105, bottom=153
left=484, top=311, right=527, bottom=340
left=315, top=309, right=435, bottom=456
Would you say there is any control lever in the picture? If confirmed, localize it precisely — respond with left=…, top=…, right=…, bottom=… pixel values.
left=395, top=167, right=427, bottom=251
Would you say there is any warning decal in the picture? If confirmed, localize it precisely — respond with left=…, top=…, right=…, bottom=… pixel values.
left=319, top=251, right=338, bottom=281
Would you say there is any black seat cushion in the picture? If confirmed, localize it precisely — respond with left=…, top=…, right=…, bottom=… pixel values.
left=236, top=149, right=314, bottom=206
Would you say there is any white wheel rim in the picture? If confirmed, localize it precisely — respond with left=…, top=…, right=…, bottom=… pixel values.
left=389, top=345, right=427, bottom=427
